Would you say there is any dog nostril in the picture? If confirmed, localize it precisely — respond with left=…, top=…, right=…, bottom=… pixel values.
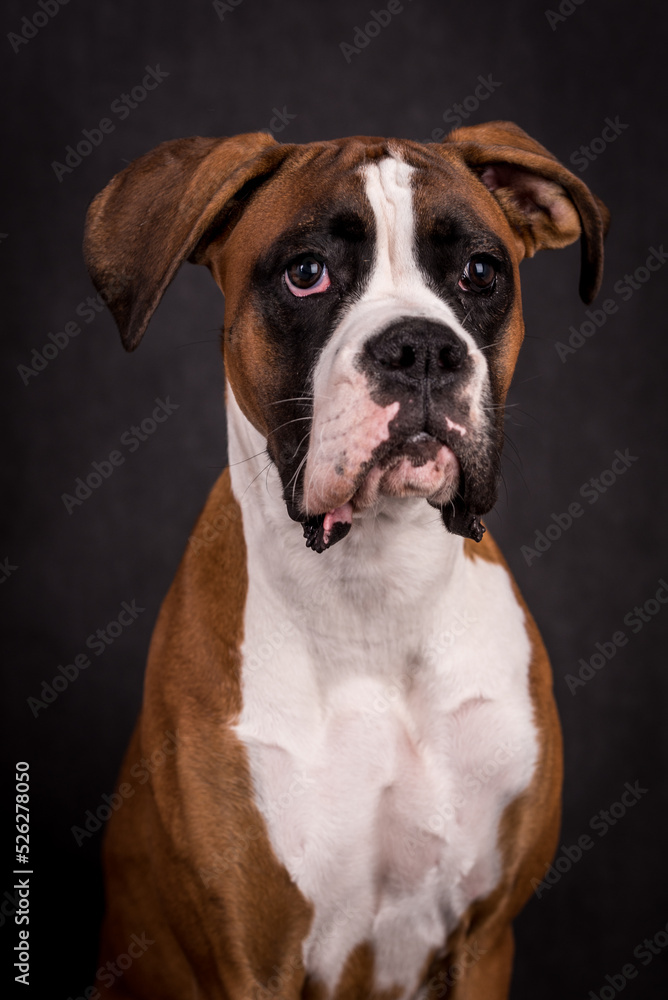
left=389, top=344, right=416, bottom=369
left=438, top=343, right=464, bottom=370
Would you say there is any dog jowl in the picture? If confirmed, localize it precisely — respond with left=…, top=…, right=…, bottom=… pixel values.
left=84, top=123, right=608, bottom=1000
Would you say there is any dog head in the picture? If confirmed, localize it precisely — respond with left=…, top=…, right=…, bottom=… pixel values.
left=84, top=123, right=608, bottom=551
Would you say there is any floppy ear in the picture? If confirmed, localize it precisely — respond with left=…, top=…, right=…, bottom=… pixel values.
left=83, top=132, right=290, bottom=350
left=443, top=121, right=610, bottom=303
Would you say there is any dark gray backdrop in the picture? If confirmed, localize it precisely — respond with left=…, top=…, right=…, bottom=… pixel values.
left=2, top=0, right=667, bottom=996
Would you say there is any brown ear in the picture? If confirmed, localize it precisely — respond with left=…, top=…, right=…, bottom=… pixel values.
left=443, top=121, right=610, bottom=303
left=83, top=132, right=290, bottom=350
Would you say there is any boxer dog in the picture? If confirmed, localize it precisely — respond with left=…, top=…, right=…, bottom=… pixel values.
left=84, top=122, right=608, bottom=999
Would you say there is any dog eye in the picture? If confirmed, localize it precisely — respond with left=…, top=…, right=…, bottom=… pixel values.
left=459, top=256, right=497, bottom=293
left=285, top=255, right=331, bottom=297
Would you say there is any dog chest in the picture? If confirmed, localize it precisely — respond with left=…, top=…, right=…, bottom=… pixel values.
left=234, top=547, right=538, bottom=998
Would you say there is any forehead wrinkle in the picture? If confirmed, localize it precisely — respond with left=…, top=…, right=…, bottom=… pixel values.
left=259, top=168, right=372, bottom=249
left=361, top=155, right=418, bottom=290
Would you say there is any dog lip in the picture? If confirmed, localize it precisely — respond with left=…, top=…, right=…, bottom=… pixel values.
left=301, top=425, right=467, bottom=517
left=348, top=438, right=460, bottom=511
left=379, top=431, right=452, bottom=468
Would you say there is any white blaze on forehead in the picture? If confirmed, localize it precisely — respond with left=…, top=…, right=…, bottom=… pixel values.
left=365, top=156, right=419, bottom=287
left=338, top=153, right=486, bottom=363
left=302, top=152, right=489, bottom=515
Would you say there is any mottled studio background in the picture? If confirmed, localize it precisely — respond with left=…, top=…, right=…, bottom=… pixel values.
left=2, top=0, right=667, bottom=996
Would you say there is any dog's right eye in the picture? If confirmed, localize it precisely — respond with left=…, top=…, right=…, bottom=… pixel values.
left=285, top=255, right=331, bottom=297
left=459, top=256, right=497, bottom=294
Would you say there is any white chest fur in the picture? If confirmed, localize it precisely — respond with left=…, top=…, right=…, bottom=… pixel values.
left=228, top=399, right=538, bottom=999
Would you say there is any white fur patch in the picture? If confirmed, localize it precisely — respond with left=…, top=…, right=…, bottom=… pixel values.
left=227, top=381, right=538, bottom=999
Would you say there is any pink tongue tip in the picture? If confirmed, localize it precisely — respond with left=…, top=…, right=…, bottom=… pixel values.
left=323, top=502, right=353, bottom=540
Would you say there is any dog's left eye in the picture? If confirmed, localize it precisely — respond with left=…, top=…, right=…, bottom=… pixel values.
left=285, top=255, right=331, bottom=297
left=459, top=256, right=497, bottom=293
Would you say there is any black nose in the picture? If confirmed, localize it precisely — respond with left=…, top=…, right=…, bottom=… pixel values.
left=363, top=318, right=467, bottom=385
